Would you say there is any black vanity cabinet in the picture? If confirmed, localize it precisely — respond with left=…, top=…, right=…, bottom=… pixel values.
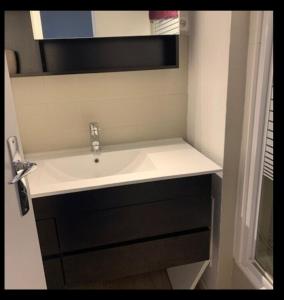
left=32, top=175, right=212, bottom=289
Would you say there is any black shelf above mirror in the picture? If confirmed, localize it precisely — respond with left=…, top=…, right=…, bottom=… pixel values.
left=5, top=11, right=179, bottom=77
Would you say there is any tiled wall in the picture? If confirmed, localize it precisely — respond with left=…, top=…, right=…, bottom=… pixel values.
left=185, top=11, right=231, bottom=289
left=11, top=36, right=188, bottom=154
left=186, top=11, right=231, bottom=167
left=193, top=11, right=250, bottom=288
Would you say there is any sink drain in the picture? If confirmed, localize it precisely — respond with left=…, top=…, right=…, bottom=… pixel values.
left=94, top=158, right=99, bottom=163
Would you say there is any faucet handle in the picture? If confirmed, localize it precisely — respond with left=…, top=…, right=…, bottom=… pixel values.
left=89, top=122, right=97, bottom=129
left=89, top=122, right=100, bottom=134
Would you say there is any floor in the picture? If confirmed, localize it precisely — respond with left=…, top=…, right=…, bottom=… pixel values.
left=73, top=270, right=173, bottom=289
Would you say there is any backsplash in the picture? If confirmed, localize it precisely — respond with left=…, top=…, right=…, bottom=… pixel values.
left=11, top=36, right=188, bottom=154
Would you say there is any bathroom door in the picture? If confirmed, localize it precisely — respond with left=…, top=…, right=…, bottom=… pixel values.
left=4, top=55, right=46, bottom=289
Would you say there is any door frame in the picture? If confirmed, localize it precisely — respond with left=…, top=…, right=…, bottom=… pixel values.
left=233, top=11, right=273, bottom=289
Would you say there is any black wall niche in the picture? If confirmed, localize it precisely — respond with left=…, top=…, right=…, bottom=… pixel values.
left=5, top=11, right=179, bottom=77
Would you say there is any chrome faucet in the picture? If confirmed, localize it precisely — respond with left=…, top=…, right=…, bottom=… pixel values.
left=89, top=122, right=100, bottom=154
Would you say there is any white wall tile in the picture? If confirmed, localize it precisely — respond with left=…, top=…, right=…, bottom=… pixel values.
left=11, top=36, right=188, bottom=154
left=186, top=11, right=231, bottom=167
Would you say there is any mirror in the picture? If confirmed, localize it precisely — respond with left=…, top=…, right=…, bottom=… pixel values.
left=5, top=11, right=179, bottom=76
left=30, top=11, right=180, bottom=40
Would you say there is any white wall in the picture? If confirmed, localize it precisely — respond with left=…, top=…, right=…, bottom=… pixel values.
left=186, top=12, right=232, bottom=288
left=186, top=11, right=252, bottom=289
left=216, top=11, right=250, bottom=288
left=11, top=36, right=188, bottom=154
left=186, top=11, right=231, bottom=167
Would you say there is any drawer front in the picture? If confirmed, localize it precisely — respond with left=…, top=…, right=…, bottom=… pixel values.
left=33, top=175, right=211, bottom=219
left=43, top=259, right=65, bottom=289
left=36, top=219, right=60, bottom=257
left=57, top=195, right=211, bottom=253
left=63, top=230, right=210, bottom=286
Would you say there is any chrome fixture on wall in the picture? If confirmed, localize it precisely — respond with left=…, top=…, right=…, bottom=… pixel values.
left=89, top=122, right=100, bottom=155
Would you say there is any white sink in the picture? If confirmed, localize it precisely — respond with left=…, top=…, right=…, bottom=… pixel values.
left=26, top=138, right=222, bottom=198
left=40, top=150, right=155, bottom=181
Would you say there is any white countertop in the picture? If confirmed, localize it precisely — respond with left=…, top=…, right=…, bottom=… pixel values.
left=26, top=138, right=222, bottom=198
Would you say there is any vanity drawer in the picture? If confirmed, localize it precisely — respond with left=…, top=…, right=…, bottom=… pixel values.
left=43, top=258, right=65, bottom=289
left=36, top=219, right=60, bottom=257
left=63, top=229, right=210, bottom=286
left=33, top=175, right=211, bottom=219
left=57, top=194, right=211, bottom=253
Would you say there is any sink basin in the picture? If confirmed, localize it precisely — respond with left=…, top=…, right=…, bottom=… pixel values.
left=26, top=138, right=222, bottom=198
left=41, top=150, right=155, bottom=181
